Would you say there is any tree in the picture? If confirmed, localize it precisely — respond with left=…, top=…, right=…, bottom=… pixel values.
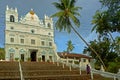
left=51, top=0, right=106, bottom=69
left=92, top=10, right=114, bottom=42
left=83, top=39, right=118, bottom=72
left=0, top=48, right=5, bottom=60
left=66, top=40, right=74, bottom=53
left=92, top=0, right=120, bottom=41
left=100, top=0, right=120, bottom=32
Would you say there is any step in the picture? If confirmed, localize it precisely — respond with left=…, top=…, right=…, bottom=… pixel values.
left=23, top=70, right=80, bottom=76
left=24, top=74, right=91, bottom=80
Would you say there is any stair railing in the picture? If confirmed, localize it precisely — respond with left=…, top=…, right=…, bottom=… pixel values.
left=19, top=61, right=24, bottom=80
left=57, top=58, right=93, bottom=79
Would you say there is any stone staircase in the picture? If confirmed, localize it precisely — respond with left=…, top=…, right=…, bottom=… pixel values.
left=0, top=61, right=112, bottom=80
left=21, top=62, right=90, bottom=80
left=0, top=61, right=20, bottom=80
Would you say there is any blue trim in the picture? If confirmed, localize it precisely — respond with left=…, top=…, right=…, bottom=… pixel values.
left=9, top=48, right=15, bottom=53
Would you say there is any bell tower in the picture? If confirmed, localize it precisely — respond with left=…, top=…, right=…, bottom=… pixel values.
left=6, top=5, right=18, bottom=22
left=44, top=14, right=53, bottom=29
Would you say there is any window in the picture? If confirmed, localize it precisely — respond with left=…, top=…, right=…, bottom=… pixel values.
left=10, top=27, right=14, bottom=30
left=83, top=59, right=86, bottom=62
left=31, top=29, right=35, bottom=33
left=10, top=15, right=15, bottom=22
left=49, top=42, right=52, bottom=46
left=31, top=39, right=35, bottom=44
left=41, top=41, right=45, bottom=46
left=10, top=38, right=14, bottom=42
left=20, top=39, right=24, bottom=44
left=47, top=23, right=51, bottom=28
left=48, top=33, right=51, bottom=35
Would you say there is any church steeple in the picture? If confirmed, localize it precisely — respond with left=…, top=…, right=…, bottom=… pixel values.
left=6, top=5, right=18, bottom=22
left=6, top=5, right=9, bottom=10
left=44, top=14, right=53, bottom=29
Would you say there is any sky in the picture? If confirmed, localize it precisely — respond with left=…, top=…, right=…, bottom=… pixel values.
left=0, top=0, right=118, bottom=53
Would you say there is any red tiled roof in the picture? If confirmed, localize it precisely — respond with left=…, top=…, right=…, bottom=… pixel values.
left=57, top=52, right=92, bottom=59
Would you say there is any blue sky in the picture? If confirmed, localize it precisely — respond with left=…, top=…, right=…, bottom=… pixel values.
left=0, top=0, right=118, bottom=53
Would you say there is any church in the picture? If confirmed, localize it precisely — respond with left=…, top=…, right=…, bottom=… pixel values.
left=4, top=6, right=93, bottom=69
left=5, top=6, right=58, bottom=62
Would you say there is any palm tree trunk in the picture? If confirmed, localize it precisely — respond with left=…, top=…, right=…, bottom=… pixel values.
left=71, top=26, right=106, bottom=69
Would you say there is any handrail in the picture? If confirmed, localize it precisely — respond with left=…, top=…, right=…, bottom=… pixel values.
left=58, top=58, right=120, bottom=80
left=92, top=69, right=120, bottom=80
left=19, top=61, right=24, bottom=80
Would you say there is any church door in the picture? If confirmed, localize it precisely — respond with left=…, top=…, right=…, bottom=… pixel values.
left=31, top=51, right=36, bottom=61
left=21, top=54, right=24, bottom=61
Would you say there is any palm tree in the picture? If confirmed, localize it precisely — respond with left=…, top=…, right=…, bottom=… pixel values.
left=91, top=10, right=114, bottom=42
left=66, top=40, right=74, bottom=53
left=51, top=0, right=106, bottom=69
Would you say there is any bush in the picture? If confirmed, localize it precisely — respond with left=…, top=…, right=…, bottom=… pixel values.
left=74, top=61, right=79, bottom=64
left=47, top=60, right=50, bottom=63
left=95, top=62, right=101, bottom=70
left=38, top=57, right=41, bottom=62
left=69, top=61, right=72, bottom=63
left=0, top=48, right=5, bottom=60
left=27, top=58, right=31, bottom=61
left=15, top=58, right=19, bottom=61
left=107, top=62, right=120, bottom=73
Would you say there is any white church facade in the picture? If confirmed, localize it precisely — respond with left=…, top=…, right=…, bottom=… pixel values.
left=5, top=6, right=58, bottom=62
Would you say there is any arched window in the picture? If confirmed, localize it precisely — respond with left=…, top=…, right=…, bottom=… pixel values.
left=47, top=23, right=51, bottom=28
left=10, top=15, right=15, bottom=22
left=31, top=29, right=35, bottom=33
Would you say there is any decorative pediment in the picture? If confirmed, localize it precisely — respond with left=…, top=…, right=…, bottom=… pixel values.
left=9, top=48, right=15, bottom=53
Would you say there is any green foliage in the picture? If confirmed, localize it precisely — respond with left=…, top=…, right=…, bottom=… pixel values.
left=51, top=0, right=81, bottom=33
left=107, top=62, right=120, bottom=73
left=68, top=60, right=72, bottom=63
left=92, top=11, right=111, bottom=35
left=27, top=57, right=31, bottom=61
left=95, top=62, right=101, bottom=70
left=89, top=0, right=120, bottom=73
left=0, top=48, right=5, bottom=60
left=38, top=57, right=41, bottom=62
left=15, top=58, right=19, bottom=61
left=47, top=60, right=50, bottom=63
left=114, top=37, right=120, bottom=55
left=74, top=61, right=79, bottom=64
left=66, top=40, right=74, bottom=53
left=84, top=39, right=120, bottom=73
left=99, top=0, right=120, bottom=32
left=52, top=0, right=106, bottom=69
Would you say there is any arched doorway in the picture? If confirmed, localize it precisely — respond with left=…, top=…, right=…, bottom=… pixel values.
left=9, top=48, right=15, bottom=61
left=10, top=53, right=14, bottom=61
left=19, top=49, right=25, bottom=61
left=30, top=50, right=37, bottom=61
left=21, top=54, right=24, bottom=61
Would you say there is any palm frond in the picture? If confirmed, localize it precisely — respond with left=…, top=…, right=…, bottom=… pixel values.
left=64, top=0, right=70, bottom=8
left=70, top=0, right=76, bottom=8
left=66, top=17, right=72, bottom=33
left=69, top=12, right=80, bottom=27
left=71, top=6, right=82, bottom=11
left=51, top=11, right=64, bottom=18
left=52, top=2, right=65, bottom=10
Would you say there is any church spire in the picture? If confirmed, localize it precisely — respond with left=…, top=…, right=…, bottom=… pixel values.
left=6, top=5, right=9, bottom=10
left=15, top=7, right=17, bottom=12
